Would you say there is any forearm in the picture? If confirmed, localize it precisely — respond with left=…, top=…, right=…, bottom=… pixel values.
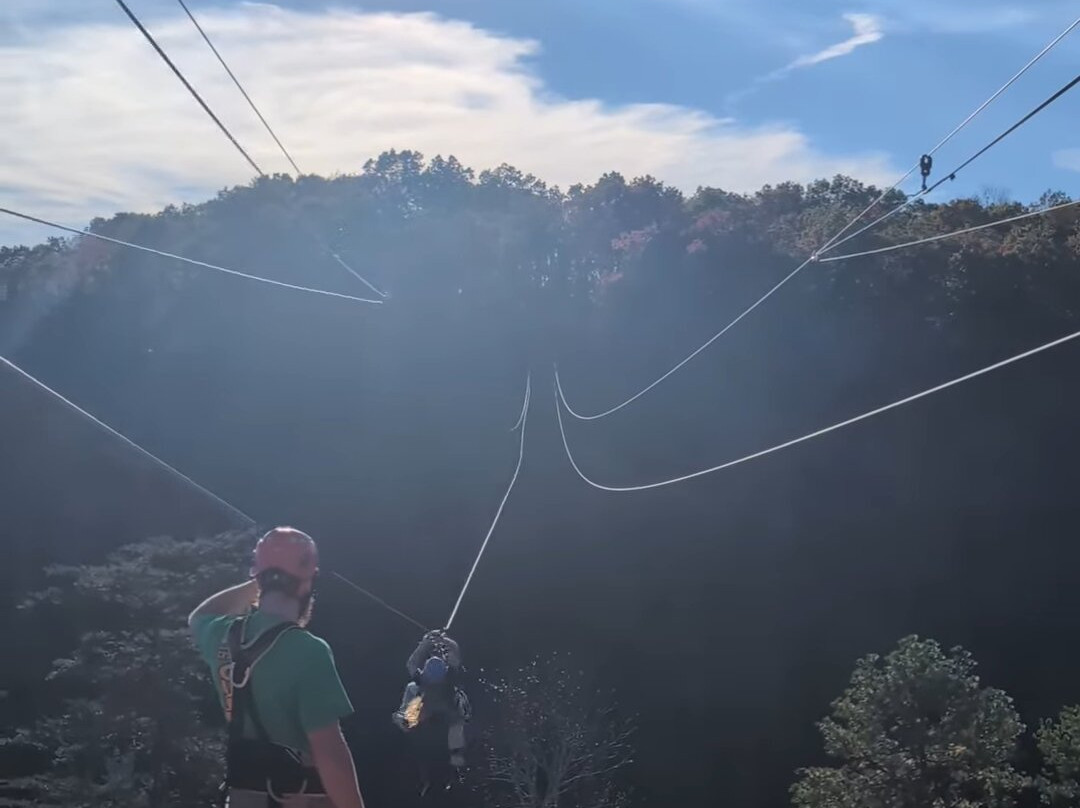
left=444, top=638, right=462, bottom=669
left=406, top=639, right=431, bottom=675
left=187, top=580, right=258, bottom=626
left=310, top=727, right=366, bottom=808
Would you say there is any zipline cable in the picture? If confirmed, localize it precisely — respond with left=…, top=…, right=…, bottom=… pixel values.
left=819, top=73, right=1080, bottom=257
left=557, top=27, right=1080, bottom=422
left=923, top=75, right=1080, bottom=198
left=444, top=374, right=531, bottom=630
left=4, top=348, right=424, bottom=628
left=175, top=0, right=300, bottom=175
left=113, top=0, right=264, bottom=176
left=0, top=354, right=256, bottom=525
left=556, top=257, right=814, bottom=421
left=816, top=13, right=1080, bottom=255
left=173, top=0, right=388, bottom=299
left=0, top=206, right=382, bottom=305
left=331, top=572, right=428, bottom=631
left=554, top=327, right=1080, bottom=492
left=819, top=199, right=1080, bottom=263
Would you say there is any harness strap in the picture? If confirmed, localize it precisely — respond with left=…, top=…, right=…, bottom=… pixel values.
left=226, top=617, right=297, bottom=743
left=218, top=615, right=319, bottom=805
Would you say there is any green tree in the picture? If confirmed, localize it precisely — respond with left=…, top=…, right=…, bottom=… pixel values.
left=792, top=635, right=1026, bottom=808
left=1037, top=705, right=1080, bottom=806
left=0, top=531, right=255, bottom=807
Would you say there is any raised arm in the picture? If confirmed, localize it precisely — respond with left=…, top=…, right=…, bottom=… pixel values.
left=441, top=636, right=462, bottom=669
left=406, top=635, right=434, bottom=676
left=187, top=580, right=258, bottom=627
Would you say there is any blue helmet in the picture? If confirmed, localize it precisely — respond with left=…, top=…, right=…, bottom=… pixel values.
left=420, top=656, right=449, bottom=684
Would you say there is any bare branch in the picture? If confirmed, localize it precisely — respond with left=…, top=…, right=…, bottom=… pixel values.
left=479, top=652, right=637, bottom=808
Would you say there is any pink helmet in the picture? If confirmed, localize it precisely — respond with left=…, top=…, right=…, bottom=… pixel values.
left=252, top=527, right=319, bottom=592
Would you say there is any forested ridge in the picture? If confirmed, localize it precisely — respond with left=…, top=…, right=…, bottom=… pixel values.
left=3, top=150, right=1080, bottom=807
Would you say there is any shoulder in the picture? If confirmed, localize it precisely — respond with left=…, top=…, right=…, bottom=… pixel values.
left=189, top=613, right=237, bottom=663
left=190, top=612, right=236, bottom=641
left=279, top=627, right=338, bottom=662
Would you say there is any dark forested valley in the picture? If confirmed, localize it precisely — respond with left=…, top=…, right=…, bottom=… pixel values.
left=2, top=151, right=1080, bottom=807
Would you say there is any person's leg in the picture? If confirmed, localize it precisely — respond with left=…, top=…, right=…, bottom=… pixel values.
left=449, top=688, right=469, bottom=770
left=418, top=721, right=448, bottom=796
left=447, top=721, right=466, bottom=769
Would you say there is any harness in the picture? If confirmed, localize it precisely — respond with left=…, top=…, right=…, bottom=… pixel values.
left=216, top=615, right=325, bottom=806
left=429, top=635, right=471, bottom=719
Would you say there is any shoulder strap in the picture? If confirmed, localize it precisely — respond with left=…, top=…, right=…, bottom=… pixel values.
left=228, top=617, right=299, bottom=676
left=224, top=616, right=301, bottom=743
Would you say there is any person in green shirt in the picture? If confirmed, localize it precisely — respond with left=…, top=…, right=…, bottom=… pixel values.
left=189, top=527, right=367, bottom=808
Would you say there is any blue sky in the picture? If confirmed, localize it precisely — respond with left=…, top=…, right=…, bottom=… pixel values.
left=1, top=0, right=1078, bottom=246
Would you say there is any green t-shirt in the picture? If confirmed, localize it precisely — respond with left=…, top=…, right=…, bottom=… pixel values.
left=191, top=610, right=353, bottom=753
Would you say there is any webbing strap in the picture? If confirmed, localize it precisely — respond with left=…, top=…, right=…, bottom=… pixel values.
left=221, top=616, right=299, bottom=740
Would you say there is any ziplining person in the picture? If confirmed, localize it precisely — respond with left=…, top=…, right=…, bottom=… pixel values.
left=380, top=376, right=529, bottom=796
left=392, top=629, right=472, bottom=796
left=188, top=527, right=367, bottom=808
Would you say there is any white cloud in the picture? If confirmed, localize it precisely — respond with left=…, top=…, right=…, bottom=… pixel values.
left=0, top=5, right=897, bottom=246
left=787, top=13, right=885, bottom=70
left=1053, top=149, right=1080, bottom=173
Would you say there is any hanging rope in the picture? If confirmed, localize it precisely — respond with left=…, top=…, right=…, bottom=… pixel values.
left=0, top=206, right=381, bottom=305
left=819, top=199, right=1080, bottom=263
left=1, top=354, right=256, bottom=525
left=333, top=375, right=532, bottom=632
left=554, top=326, right=1080, bottom=492
left=328, top=253, right=389, bottom=300
left=556, top=19, right=1080, bottom=422
left=444, top=374, right=531, bottom=629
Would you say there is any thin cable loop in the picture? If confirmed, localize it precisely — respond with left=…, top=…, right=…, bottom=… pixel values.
left=554, top=328, right=1080, bottom=492
left=557, top=259, right=814, bottom=421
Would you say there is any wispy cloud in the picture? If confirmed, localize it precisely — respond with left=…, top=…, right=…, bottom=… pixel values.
left=725, top=12, right=885, bottom=110
left=0, top=4, right=896, bottom=246
left=782, top=13, right=885, bottom=73
left=1053, top=149, right=1080, bottom=173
